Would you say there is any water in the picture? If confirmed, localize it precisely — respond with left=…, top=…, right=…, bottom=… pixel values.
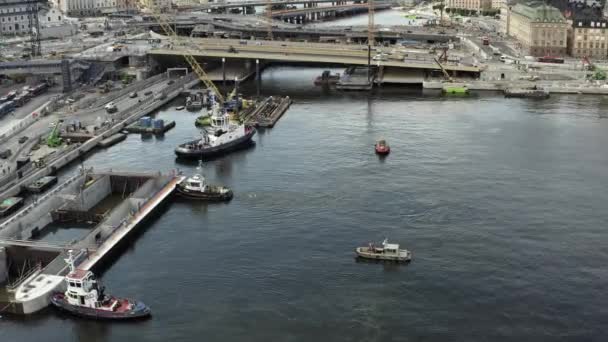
left=2, top=66, right=608, bottom=341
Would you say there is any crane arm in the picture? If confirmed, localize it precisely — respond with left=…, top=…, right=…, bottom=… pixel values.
left=148, top=9, right=224, bottom=103
left=434, top=57, right=453, bottom=82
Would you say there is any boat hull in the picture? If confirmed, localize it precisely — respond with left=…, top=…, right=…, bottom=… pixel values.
left=175, top=185, right=233, bottom=201
left=355, top=247, right=412, bottom=262
left=375, top=144, right=390, bottom=155
left=50, top=293, right=151, bottom=320
left=175, top=128, right=256, bottom=159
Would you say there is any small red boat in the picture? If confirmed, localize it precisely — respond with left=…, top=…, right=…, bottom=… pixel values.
left=375, top=140, right=390, bottom=155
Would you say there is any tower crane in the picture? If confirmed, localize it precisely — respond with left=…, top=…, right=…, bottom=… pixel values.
left=148, top=6, right=225, bottom=103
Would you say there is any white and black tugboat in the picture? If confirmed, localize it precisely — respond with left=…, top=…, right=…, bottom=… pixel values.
left=355, top=238, right=412, bottom=262
left=176, top=161, right=233, bottom=201
left=50, top=250, right=151, bottom=320
left=175, top=99, right=256, bottom=159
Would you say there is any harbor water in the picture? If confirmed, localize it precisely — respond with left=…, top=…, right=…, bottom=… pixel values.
left=2, top=67, right=608, bottom=341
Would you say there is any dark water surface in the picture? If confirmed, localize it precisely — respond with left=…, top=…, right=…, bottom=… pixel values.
left=2, top=67, right=608, bottom=341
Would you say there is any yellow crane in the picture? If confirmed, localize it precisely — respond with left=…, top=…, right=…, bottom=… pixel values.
left=433, top=57, right=453, bottom=83
left=148, top=6, right=225, bottom=103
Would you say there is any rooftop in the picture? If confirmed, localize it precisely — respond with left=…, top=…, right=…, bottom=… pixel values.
left=67, top=269, right=89, bottom=280
left=512, top=3, right=566, bottom=22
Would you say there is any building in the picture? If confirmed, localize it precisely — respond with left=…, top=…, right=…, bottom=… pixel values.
left=0, top=0, right=63, bottom=36
left=569, top=18, right=608, bottom=57
left=508, top=3, right=569, bottom=56
left=139, top=0, right=171, bottom=11
left=491, top=0, right=504, bottom=10
left=56, top=0, right=132, bottom=16
left=446, top=0, right=492, bottom=12
left=500, top=2, right=511, bottom=34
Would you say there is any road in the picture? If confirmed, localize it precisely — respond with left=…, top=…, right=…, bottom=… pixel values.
left=151, top=38, right=481, bottom=73
left=0, top=76, right=177, bottom=192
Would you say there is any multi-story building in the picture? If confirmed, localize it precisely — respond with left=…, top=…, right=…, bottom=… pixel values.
left=569, top=19, right=608, bottom=58
left=139, top=0, right=171, bottom=11
left=56, top=0, right=136, bottom=16
left=500, top=2, right=511, bottom=35
left=446, top=0, right=492, bottom=12
left=0, top=0, right=63, bottom=36
left=491, top=0, right=504, bottom=10
left=508, top=3, right=568, bottom=56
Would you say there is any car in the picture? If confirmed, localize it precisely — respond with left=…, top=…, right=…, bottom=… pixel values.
left=144, top=90, right=153, bottom=96
left=129, top=92, right=138, bottom=98
left=18, top=136, right=28, bottom=144
left=167, top=80, right=175, bottom=85
left=372, top=54, right=388, bottom=61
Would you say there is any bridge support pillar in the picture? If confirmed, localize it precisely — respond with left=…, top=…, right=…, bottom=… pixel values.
left=256, top=59, right=260, bottom=98
left=0, top=247, right=7, bottom=284
left=222, top=57, right=226, bottom=87
left=61, top=59, right=72, bottom=93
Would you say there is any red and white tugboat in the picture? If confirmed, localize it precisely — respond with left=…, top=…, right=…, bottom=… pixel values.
left=375, top=139, right=390, bottom=155
left=50, top=250, right=151, bottom=320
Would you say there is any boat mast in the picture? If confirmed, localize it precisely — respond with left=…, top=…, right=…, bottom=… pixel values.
left=64, top=249, right=76, bottom=273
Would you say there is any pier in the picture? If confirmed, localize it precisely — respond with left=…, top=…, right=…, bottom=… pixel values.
left=0, top=169, right=184, bottom=314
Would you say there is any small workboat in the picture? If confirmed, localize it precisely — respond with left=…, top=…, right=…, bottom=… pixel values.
left=356, top=238, right=412, bottom=262
left=175, top=161, right=233, bottom=201
left=50, top=250, right=151, bottom=320
left=314, top=70, right=340, bottom=86
left=175, top=106, right=185, bottom=111
left=26, top=175, right=57, bottom=193
left=375, top=139, right=390, bottom=155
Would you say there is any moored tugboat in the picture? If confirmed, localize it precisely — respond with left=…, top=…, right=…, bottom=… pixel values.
left=375, top=139, right=390, bottom=155
left=175, top=161, right=233, bottom=201
left=50, top=250, right=151, bottom=320
left=175, top=99, right=256, bottom=159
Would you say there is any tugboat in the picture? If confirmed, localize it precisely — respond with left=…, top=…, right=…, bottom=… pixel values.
left=175, top=161, right=233, bottom=201
left=375, top=139, right=390, bottom=155
left=50, top=250, right=151, bottom=320
left=175, top=99, right=256, bottom=159
left=355, top=238, right=412, bottom=262
left=314, top=70, right=340, bottom=86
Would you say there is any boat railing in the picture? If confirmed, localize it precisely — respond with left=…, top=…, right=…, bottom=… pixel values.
left=5, top=262, right=42, bottom=291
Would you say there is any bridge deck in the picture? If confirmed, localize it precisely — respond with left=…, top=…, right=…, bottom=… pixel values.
left=150, top=39, right=480, bottom=73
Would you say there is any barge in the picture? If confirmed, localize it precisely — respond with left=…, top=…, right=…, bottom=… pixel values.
left=26, top=176, right=58, bottom=193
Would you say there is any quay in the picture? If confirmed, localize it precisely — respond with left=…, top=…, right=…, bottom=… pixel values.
left=423, top=80, right=608, bottom=95
left=125, top=120, right=176, bottom=135
left=0, top=168, right=184, bottom=314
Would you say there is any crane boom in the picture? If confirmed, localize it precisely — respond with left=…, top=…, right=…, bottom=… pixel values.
left=148, top=8, right=224, bottom=103
left=433, top=57, right=453, bottom=82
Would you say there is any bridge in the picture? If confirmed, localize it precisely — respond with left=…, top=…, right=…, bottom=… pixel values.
left=149, top=38, right=480, bottom=78
left=271, top=2, right=392, bottom=23
left=0, top=59, right=91, bottom=92
left=179, top=0, right=385, bottom=11
left=135, top=15, right=457, bottom=44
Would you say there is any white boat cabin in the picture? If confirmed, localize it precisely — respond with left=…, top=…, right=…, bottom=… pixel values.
left=63, top=250, right=114, bottom=310
left=180, top=161, right=209, bottom=192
